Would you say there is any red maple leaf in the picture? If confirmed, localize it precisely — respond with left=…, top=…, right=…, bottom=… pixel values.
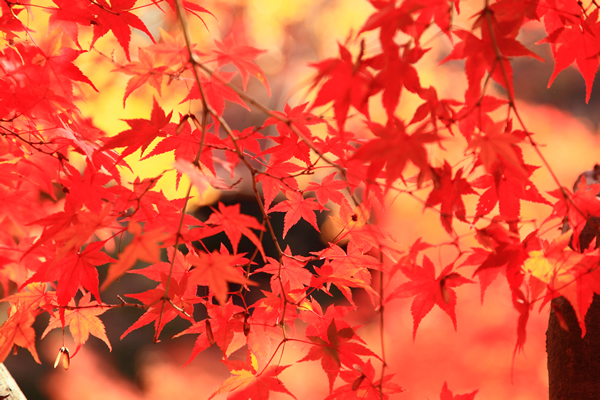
left=213, top=34, right=271, bottom=95
left=254, top=247, right=312, bottom=291
left=539, top=7, right=600, bottom=103
left=101, top=97, right=172, bottom=161
left=256, top=159, right=301, bottom=212
left=387, top=256, right=473, bottom=340
left=209, top=350, right=295, bottom=400
left=205, top=202, right=266, bottom=260
left=441, top=23, right=542, bottom=103
left=440, top=381, right=478, bottom=400
left=352, top=118, right=437, bottom=189
left=180, top=71, right=250, bottom=117
left=471, top=169, right=550, bottom=225
left=23, top=240, right=115, bottom=306
left=174, top=299, right=247, bottom=365
left=325, top=360, right=404, bottom=400
left=306, top=173, right=348, bottom=206
left=101, top=222, right=170, bottom=291
left=300, top=319, right=379, bottom=392
left=367, top=42, right=424, bottom=118
left=309, top=43, right=375, bottom=131
left=119, top=47, right=169, bottom=107
left=121, top=273, right=198, bottom=340
left=90, top=0, right=155, bottom=62
left=267, top=191, right=325, bottom=238
left=187, top=249, right=256, bottom=305
left=425, top=162, right=477, bottom=234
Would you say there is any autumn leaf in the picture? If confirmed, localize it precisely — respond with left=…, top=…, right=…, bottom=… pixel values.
left=205, top=202, right=266, bottom=260
left=187, top=249, right=257, bottom=305
left=539, top=8, right=600, bottom=103
left=121, top=273, right=198, bottom=340
left=309, top=43, right=375, bottom=131
left=387, top=256, right=473, bottom=340
left=101, top=97, right=172, bottom=161
left=101, top=222, right=169, bottom=291
left=440, top=381, right=478, bottom=400
left=306, top=173, right=348, bottom=206
left=299, top=319, right=379, bottom=392
left=119, top=47, right=168, bottom=107
left=267, top=191, right=325, bottom=238
left=209, top=350, right=295, bottom=400
left=42, top=292, right=111, bottom=356
left=24, top=240, right=115, bottom=306
left=90, top=0, right=155, bottom=62
left=425, top=162, right=476, bottom=234
left=213, top=34, right=271, bottom=95
left=352, top=119, right=438, bottom=189
left=325, top=360, right=404, bottom=400
left=174, top=299, right=247, bottom=365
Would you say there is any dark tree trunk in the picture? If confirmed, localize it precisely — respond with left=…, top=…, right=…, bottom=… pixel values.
left=547, top=211, right=600, bottom=399
left=547, top=296, right=600, bottom=399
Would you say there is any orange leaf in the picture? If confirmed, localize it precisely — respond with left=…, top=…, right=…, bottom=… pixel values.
left=101, top=222, right=169, bottom=291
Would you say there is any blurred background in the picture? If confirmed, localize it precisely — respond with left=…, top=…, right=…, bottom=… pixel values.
left=5, top=0, right=600, bottom=399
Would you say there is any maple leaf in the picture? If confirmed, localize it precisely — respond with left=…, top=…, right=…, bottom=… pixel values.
left=121, top=273, right=198, bottom=340
left=180, top=71, right=250, bottom=117
left=300, top=319, right=379, bottom=392
left=306, top=173, right=348, bottom=206
left=523, top=232, right=600, bottom=337
left=174, top=299, right=247, bottom=365
left=464, top=220, right=539, bottom=301
left=539, top=7, right=600, bottom=103
left=42, top=292, right=111, bottom=356
left=425, top=162, right=477, bottom=234
left=311, top=242, right=381, bottom=305
left=213, top=34, right=271, bottom=95
left=468, top=124, right=529, bottom=180
left=325, top=360, right=404, bottom=400
left=547, top=179, right=600, bottom=252
left=254, top=247, right=312, bottom=291
left=90, top=0, right=155, bottom=62
left=205, top=202, right=266, bottom=259
left=209, top=350, right=295, bottom=400
left=0, top=283, right=54, bottom=364
left=263, top=102, right=323, bottom=141
left=0, top=306, right=40, bottom=364
left=101, top=97, right=172, bottom=161
left=23, top=240, right=115, bottom=306
left=119, top=47, right=169, bottom=107
left=268, top=191, right=325, bottom=238
left=441, top=25, right=542, bottom=103
left=471, top=169, right=549, bottom=225
left=359, top=0, right=417, bottom=46
left=387, top=256, right=473, bottom=340
left=256, top=160, right=301, bottom=211
left=101, top=222, right=169, bottom=291
left=440, top=381, right=478, bottom=400
left=367, top=42, right=424, bottom=118
left=352, top=118, right=437, bottom=189
left=187, top=249, right=257, bottom=305
left=143, top=121, right=221, bottom=177
left=47, top=0, right=93, bottom=47
left=309, top=43, right=375, bottom=131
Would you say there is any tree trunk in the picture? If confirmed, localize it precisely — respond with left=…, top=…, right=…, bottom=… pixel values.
left=0, top=364, right=26, bottom=400
left=548, top=296, right=600, bottom=399
left=547, top=210, right=600, bottom=399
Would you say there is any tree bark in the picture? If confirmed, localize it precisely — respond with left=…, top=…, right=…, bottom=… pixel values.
left=0, top=364, right=26, bottom=400
left=548, top=295, right=600, bottom=399
left=547, top=209, right=600, bottom=399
